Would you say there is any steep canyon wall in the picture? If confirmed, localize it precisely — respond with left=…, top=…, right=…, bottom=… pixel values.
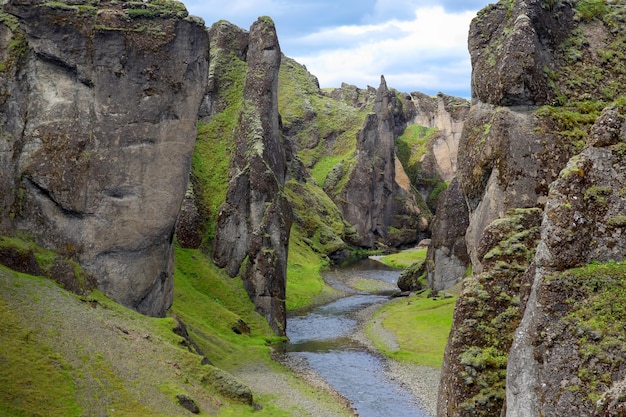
left=437, top=0, right=626, bottom=415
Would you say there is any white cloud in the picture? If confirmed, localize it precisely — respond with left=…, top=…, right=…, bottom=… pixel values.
left=291, top=6, right=475, bottom=95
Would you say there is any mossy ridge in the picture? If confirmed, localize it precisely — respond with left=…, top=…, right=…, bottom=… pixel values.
left=278, top=57, right=371, bottom=190
left=543, top=261, right=626, bottom=404
left=41, top=0, right=189, bottom=19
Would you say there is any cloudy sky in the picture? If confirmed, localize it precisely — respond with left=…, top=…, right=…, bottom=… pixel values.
left=183, top=0, right=492, bottom=98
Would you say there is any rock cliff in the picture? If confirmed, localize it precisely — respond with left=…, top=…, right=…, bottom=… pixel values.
left=411, top=92, right=469, bottom=184
left=0, top=0, right=208, bottom=316
left=437, top=0, right=626, bottom=415
left=212, top=17, right=292, bottom=335
left=338, top=76, right=428, bottom=248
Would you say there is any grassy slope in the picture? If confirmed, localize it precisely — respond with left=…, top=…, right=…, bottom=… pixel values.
left=278, top=57, right=371, bottom=192
left=0, top=241, right=350, bottom=417
left=376, top=247, right=428, bottom=269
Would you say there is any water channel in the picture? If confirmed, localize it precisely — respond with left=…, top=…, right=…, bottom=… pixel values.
left=283, top=258, right=433, bottom=417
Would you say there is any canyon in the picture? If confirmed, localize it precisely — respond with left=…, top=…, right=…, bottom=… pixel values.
left=1, top=0, right=625, bottom=416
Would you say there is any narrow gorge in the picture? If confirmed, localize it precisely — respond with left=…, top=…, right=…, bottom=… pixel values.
left=1, top=0, right=625, bottom=416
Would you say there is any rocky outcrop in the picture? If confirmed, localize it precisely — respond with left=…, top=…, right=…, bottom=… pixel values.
left=425, top=178, right=470, bottom=291
left=411, top=92, right=469, bottom=182
left=507, top=105, right=626, bottom=417
left=438, top=0, right=626, bottom=416
left=338, top=76, right=428, bottom=248
left=212, top=17, right=292, bottom=335
left=0, top=0, right=208, bottom=316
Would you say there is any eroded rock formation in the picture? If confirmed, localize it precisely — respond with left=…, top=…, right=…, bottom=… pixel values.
left=411, top=92, right=469, bottom=183
left=338, top=76, right=428, bottom=248
left=0, top=0, right=208, bottom=316
left=437, top=0, right=626, bottom=416
left=212, top=17, right=292, bottom=335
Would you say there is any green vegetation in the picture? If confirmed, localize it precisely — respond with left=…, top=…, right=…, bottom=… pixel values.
left=535, top=100, right=604, bottom=153
left=0, top=12, right=28, bottom=73
left=367, top=292, right=456, bottom=367
left=192, top=47, right=247, bottom=245
left=546, top=260, right=626, bottom=402
left=278, top=57, right=370, bottom=192
left=0, top=294, right=82, bottom=417
left=395, top=124, right=449, bottom=211
left=0, top=242, right=351, bottom=416
left=286, top=227, right=341, bottom=311
left=122, top=0, right=189, bottom=20
left=377, top=248, right=428, bottom=269
left=453, top=208, right=542, bottom=414
left=395, top=125, right=438, bottom=184
left=575, top=0, right=608, bottom=22
left=553, top=5, right=626, bottom=103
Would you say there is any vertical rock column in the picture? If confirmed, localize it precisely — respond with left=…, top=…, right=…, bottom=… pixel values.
left=213, top=17, right=292, bottom=336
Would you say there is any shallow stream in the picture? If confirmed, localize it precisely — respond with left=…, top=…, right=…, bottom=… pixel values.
left=283, top=259, right=433, bottom=417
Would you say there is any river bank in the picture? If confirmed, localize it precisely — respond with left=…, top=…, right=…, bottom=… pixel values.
left=233, top=255, right=448, bottom=417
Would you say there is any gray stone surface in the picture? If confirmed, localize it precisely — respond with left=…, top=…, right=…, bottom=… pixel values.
left=0, top=1, right=209, bottom=316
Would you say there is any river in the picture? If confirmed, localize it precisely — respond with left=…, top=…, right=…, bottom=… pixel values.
left=283, top=258, right=433, bottom=417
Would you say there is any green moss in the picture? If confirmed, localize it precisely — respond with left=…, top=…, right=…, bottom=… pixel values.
left=122, top=0, right=188, bottom=20
left=395, top=125, right=438, bottom=186
left=546, top=261, right=626, bottom=402
left=0, top=12, right=28, bottom=74
left=278, top=57, right=370, bottom=191
left=192, top=51, right=246, bottom=245
left=575, top=0, right=608, bottom=21
left=607, top=215, right=626, bottom=227
left=286, top=227, right=340, bottom=311
left=584, top=185, right=613, bottom=206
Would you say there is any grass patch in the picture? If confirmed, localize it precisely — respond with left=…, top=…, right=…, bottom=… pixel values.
left=0, top=294, right=81, bottom=417
left=172, top=246, right=282, bottom=369
left=286, top=228, right=341, bottom=311
left=377, top=248, right=428, bottom=269
left=367, top=292, right=456, bottom=368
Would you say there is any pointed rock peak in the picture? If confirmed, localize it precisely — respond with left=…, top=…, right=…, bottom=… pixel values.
left=250, top=16, right=279, bottom=51
left=378, top=75, right=388, bottom=93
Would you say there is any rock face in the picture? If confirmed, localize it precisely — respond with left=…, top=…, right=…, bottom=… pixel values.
left=411, top=92, right=469, bottom=183
left=212, top=17, right=292, bottom=335
left=338, top=76, right=427, bottom=247
left=425, top=178, right=470, bottom=291
left=437, top=0, right=626, bottom=416
left=0, top=1, right=208, bottom=316
left=507, top=107, right=626, bottom=417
